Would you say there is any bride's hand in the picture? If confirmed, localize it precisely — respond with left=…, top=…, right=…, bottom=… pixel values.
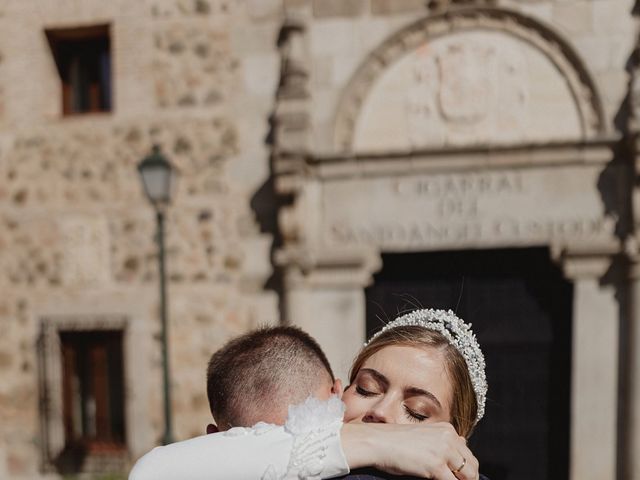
left=341, top=422, right=479, bottom=480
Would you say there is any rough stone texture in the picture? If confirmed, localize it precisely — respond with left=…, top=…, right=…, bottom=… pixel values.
left=0, top=295, right=41, bottom=479
left=150, top=0, right=238, bottom=18
left=0, top=48, right=4, bottom=124
left=153, top=25, right=240, bottom=108
left=0, top=1, right=279, bottom=478
left=552, top=1, right=594, bottom=36
left=370, top=0, right=426, bottom=14
left=246, top=0, right=283, bottom=22
left=312, top=0, right=369, bottom=18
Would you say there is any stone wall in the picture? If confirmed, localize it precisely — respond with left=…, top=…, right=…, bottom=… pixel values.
left=0, top=0, right=281, bottom=478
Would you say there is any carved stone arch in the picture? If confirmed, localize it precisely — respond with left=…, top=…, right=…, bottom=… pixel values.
left=333, top=7, right=606, bottom=151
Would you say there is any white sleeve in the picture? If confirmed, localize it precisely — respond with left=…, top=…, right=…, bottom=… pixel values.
left=128, top=396, right=349, bottom=480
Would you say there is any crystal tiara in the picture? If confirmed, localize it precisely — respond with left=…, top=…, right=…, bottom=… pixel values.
left=366, top=308, right=487, bottom=424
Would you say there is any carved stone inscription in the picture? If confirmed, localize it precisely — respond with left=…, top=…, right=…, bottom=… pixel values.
left=322, top=166, right=614, bottom=251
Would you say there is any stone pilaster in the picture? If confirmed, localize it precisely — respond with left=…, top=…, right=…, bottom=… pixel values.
left=625, top=52, right=640, bottom=480
left=558, top=247, right=619, bottom=480
left=623, top=255, right=640, bottom=480
left=276, top=246, right=381, bottom=381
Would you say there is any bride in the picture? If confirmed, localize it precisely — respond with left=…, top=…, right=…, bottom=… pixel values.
left=129, top=309, right=487, bottom=480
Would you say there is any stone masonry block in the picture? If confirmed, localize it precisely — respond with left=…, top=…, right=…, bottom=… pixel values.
left=573, top=36, right=611, bottom=73
left=284, top=0, right=309, bottom=6
left=551, top=1, right=594, bottom=36
left=592, top=0, right=634, bottom=35
left=312, top=56, right=333, bottom=88
left=242, top=54, right=280, bottom=96
left=516, top=2, right=552, bottom=23
left=310, top=20, right=357, bottom=55
left=312, top=0, right=368, bottom=18
left=371, top=0, right=425, bottom=15
left=246, top=0, right=282, bottom=22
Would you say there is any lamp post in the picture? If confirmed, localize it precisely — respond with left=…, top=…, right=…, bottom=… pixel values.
left=137, top=144, right=176, bottom=446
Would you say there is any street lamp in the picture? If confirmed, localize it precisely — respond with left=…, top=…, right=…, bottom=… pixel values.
left=137, top=144, right=176, bottom=445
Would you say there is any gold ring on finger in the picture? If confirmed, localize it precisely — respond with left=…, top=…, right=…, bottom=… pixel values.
left=452, top=456, right=466, bottom=474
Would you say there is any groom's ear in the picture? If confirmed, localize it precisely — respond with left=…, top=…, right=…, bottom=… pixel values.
left=331, top=378, right=344, bottom=399
left=206, top=423, right=219, bottom=434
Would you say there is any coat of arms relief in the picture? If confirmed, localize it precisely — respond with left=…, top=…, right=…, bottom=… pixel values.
left=405, top=34, right=528, bottom=147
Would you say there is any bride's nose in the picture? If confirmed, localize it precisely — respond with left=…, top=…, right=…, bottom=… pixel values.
left=362, top=398, right=392, bottom=423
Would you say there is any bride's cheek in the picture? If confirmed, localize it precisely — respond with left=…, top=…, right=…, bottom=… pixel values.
left=342, top=391, right=363, bottom=422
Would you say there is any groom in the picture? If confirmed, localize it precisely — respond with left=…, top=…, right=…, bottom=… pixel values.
left=205, top=325, right=341, bottom=432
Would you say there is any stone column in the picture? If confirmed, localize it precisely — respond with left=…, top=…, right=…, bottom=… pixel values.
left=625, top=257, right=640, bottom=480
left=561, top=251, right=619, bottom=480
left=278, top=247, right=381, bottom=381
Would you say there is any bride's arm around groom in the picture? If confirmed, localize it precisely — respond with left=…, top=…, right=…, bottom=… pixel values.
left=130, top=397, right=473, bottom=480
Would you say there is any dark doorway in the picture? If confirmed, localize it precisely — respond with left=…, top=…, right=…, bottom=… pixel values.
left=365, top=248, right=572, bottom=480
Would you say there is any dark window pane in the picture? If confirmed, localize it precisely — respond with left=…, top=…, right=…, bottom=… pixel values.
left=45, top=25, right=112, bottom=115
left=59, top=330, right=126, bottom=451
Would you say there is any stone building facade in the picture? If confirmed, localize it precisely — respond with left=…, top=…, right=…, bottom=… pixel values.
left=1, top=0, right=639, bottom=479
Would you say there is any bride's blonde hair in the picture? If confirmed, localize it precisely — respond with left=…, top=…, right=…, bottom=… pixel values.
left=349, top=325, right=478, bottom=438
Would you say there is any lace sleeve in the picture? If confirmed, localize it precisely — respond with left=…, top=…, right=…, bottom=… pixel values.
left=128, top=396, right=349, bottom=480
left=283, top=396, right=348, bottom=479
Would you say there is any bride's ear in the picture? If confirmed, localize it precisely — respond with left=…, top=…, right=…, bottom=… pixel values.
left=206, top=423, right=219, bottom=434
left=331, top=378, right=344, bottom=398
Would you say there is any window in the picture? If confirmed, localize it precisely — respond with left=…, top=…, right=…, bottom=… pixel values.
left=38, top=316, right=129, bottom=475
left=46, top=25, right=112, bottom=115
left=59, top=330, right=125, bottom=452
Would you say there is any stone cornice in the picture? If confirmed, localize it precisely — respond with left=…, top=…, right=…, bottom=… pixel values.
left=276, top=245, right=382, bottom=288
left=551, top=241, right=621, bottom=279
left=274, top=138, right=617, bottom=192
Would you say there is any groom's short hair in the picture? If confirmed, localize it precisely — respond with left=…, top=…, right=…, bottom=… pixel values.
left=206, top=325, right=335, bottom=428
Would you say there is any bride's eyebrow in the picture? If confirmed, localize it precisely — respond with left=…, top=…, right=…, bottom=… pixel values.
left=358, top=368, right=389, bottom=388
left=405, top=387, right=442, bottom=409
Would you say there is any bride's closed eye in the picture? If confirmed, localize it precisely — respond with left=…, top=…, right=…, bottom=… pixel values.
left=403, top=405, right=429, bottom=422
left=355, top=385, right=378, bottom=397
